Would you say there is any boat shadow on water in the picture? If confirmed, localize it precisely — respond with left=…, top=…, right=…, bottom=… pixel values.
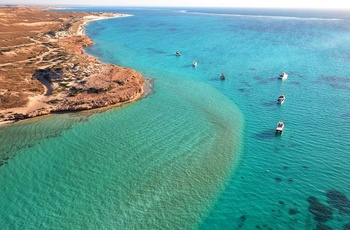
left=262, top=101, right=277, bottom=107
left=209, top=78, right=226, bottom=81
left=146, top=47, right=167, bottom=54
left=254, top=129, right=281, bottom=140
left=181, top=64, right=196, bottom=68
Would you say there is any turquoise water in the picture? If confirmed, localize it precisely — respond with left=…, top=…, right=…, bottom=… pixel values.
left=1, top=7, right=350, bottom=229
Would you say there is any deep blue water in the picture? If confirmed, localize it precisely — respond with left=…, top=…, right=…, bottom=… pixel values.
left=1, top=7, right=350, bottom=229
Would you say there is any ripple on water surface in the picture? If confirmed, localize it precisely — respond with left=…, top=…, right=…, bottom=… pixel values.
left=0, top=79, right=243, bottom=229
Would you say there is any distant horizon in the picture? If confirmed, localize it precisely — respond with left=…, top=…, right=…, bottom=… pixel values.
left=2, top=0, right=350, bottom=10
left=2, top=3, right=350, bottom=11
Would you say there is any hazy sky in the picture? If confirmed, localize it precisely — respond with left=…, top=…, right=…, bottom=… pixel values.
left=2, top=0, right=350, bottom=9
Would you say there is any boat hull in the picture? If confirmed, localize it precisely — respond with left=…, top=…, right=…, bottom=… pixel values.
left=275, top=129, right=283, bottom=134
left=278, top=76, right=287, bottom=80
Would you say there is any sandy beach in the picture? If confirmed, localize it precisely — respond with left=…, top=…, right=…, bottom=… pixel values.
left=76, top=13, right=133, bottom=36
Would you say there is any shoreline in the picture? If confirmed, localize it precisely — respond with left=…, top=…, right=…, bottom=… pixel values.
left=0, top=7, right=149, bottom=126
left=0, top=78, right=153, bottom=127
left=76, top=13, right=133, bottom=36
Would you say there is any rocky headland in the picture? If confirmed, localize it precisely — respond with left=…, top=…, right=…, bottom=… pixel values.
left=0, top=6, right=146, bottom=124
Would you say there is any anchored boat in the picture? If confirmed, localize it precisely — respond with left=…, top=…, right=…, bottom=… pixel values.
left=220, top=73, right=226, bottom=80
left=276, top=121, right=285, bottom=134
left=277, top=94, right=285, bottom=104
left=278, top=72, right=288, bottom=80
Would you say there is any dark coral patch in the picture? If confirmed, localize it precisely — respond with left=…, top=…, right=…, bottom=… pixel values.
left=317, top=76, right=350, bottom=90
left=344, top=222, right=350, bottom=230
left=275, top=177, right=282, bottom=183
left=241, top=81, right=252, bottom=87
left=326, top=190, right=350, bottom=215
left=253, top=76, right=262, bottom=80
left=237, top=215, right=246, bottom=228
left=315, top=223, right=333, bottom=230
left=307, top=196, right=333, bottom=222
left=239, top=215, right=246, bottom=222
left=288, top=208, right=299, bottom=215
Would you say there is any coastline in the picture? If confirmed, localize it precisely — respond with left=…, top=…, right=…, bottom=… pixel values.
left=0, top=7, right=149, bottom=126
left=0, top=78, right=154, bottom=127
left=76, top=13, right=133, bottom=36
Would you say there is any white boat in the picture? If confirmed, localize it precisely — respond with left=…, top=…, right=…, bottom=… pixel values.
left=192, top=62, right=197, bottom=67
left=277, top=94, right=285, bottom=104
left=278, top=72, right=288, bottom=80
left=175, top=51, right=181, bottom=56
left=276, top=121, right=284, bottom=134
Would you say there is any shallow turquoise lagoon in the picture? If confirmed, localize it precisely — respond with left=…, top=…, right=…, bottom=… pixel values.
left=1, top=7, right=350, bottom=229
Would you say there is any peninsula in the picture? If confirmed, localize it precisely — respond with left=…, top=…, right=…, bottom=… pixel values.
left=0, top=6, right=145, bottom=123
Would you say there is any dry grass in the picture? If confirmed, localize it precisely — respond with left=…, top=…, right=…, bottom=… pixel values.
left=0, top=6, right=144, bottom=120
left=0, top=6, right=88, bottom=110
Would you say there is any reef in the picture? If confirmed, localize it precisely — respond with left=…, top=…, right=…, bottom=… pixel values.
left=307, top=196, right=333, bottom=223
left=288, top=208, right=299, bottom=215
left=326, top=190, right=350, bottom=215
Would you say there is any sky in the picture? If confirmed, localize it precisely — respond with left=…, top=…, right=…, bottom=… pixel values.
left=2, top=0, right=350, bottom=9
